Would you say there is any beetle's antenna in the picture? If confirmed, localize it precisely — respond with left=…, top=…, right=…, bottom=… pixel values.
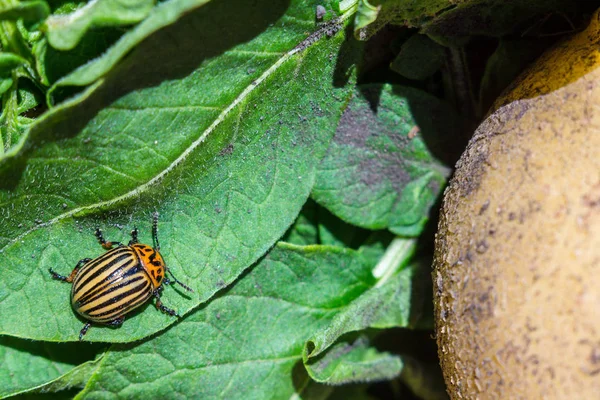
left=167, top=268, right=194, bottom=292
left=152, top=212, right=160, bottom=251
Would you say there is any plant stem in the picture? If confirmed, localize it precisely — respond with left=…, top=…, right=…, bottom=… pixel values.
left=372, top=237, right=417, bottom=287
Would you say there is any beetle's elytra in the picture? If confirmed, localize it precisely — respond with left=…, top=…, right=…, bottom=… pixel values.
left=49, top=213, right=193, bottom=340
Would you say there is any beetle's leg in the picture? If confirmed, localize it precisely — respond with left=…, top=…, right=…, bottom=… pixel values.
left=49, top=258, right=91, bottom=283
left=95, top=228, right=122, bottom=250
left=156, top=299, right=179, bottom=317
left=107, top=317, right=124, bottom=327
left=128, top=227, right=139, bottom=246
left=79, top=322, right=92, bottom=341
left=153, top=290, right=180, bottom=317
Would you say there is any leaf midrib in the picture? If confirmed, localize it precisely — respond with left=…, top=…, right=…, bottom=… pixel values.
left=2, top=11, right=356, bottom=256
left=1, top=43, right=300, bottom=253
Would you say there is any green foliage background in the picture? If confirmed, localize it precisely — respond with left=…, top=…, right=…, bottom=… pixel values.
left=0, top=0, right=593, bottom=398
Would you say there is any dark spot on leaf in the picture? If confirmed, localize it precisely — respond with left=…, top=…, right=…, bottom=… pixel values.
left=333, top=92, right=412, bottom=195
left=219, top=144, right=234, bottom=156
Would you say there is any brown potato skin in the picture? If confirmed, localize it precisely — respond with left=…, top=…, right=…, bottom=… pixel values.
left=433, top=14, right=600, bottom=400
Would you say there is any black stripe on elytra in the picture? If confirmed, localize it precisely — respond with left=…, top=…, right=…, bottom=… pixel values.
left=77, top=274, right=146, bottom=307
left=120, top=262, right=144, bottom=279
left=74, top=252, right=134, bottom=292
left=104, top=259, right=140, bottom=282
left=89, top=283, right=152, bottom=321
left=86, top=280, right=150, bottom=315
left=73, top=247, right=131, bottom=283
left=74, top=246, right=130, bottom=276
left=74, top=258, right=138, bottom=304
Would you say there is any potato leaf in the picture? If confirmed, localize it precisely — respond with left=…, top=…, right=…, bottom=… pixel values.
left=48, top=0, right=213, bottom=95
left=45, top=0, right=155, bottom=51
left=0, top=53, right=27, bottom=76
left=76, top=243, right=424, bottom=398
left=305, top=335, right=403, bottom=384
left=390, top=34, right=445, bottom=80
left=0, top=337, right=101, bottom=398
left=312, top=84, right=454, bottom=236
left=0, top=1, right=49, bottom=24
left=423, top=0, right=580, bottom=47
left=304, top=242, right=424, bottom=360
left=353, top=0, right=453, bottom=40
left=0, top=0, right=358, bottom=342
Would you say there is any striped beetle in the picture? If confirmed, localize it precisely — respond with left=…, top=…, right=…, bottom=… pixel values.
left=49, top=213, right=192, bottom=340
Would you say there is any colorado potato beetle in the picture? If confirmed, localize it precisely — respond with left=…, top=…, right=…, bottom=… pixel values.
left=49, top=213, right=193, bottom=340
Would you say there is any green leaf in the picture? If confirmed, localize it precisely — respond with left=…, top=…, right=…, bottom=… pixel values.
left=283, top=199, right=379, bottom=249
left=0, top=336, right=102, bottom=398
left=47, top=0, right=213, bottom=96
left=354, top=0, right=379, bottom=32
left=28, top=358, right=101, bottom=395
left=45, top=0, right=155, bottom=51
left=284, top=199, right=319, bottom=246
left=289, top=375, right=374, bottom=400
left=76, top=242, right=422, bottom=398
left=356, top=231, right=393, bottom=267
left=0, top=78, right=23, bottom=153
left=0, top=14, right=36, bottom=68
left=0, top=77, right=11, bottom=96
left=390, top=34, right=445, bottom=80
left=33, top=29, right=123, bottom=86
left=422, top=0, right=579, bottom=47
left=353, top=0, right=453, bottom=40
left=0, top=0, right=357, bottom=342
left=317, top=205, right=371, bottom=248
left=312, top=84, right=454, bottom=236
left=479, top=39, right=548, bottom=115
left=0, top=1, right=50, bottom=24
left=304, top=240, right=423, bottom=361
left=0, top=61, right=41, bottom=153
left=35, top=0, right=208, bottom=90
left=0, top=52, right=27, bottom=76
left=305, top=335, right=403, bottom=384
left=16, top=78, right=43, bottom=114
